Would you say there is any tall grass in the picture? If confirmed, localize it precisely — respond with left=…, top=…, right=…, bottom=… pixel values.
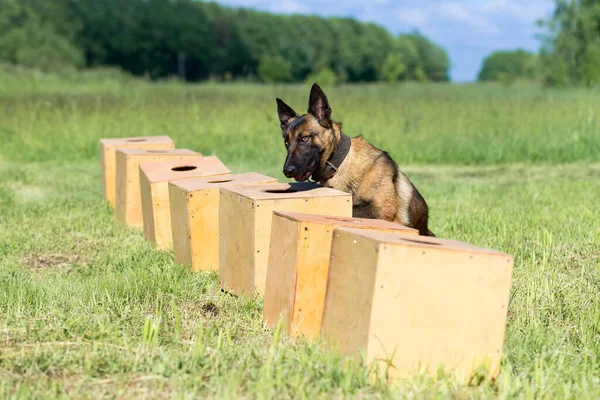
left=1, top=73, right=600, bottom=167
left=0, top=69, right=598, bottom=398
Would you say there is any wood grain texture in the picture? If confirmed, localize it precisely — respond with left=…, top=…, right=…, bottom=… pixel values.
left=219, top=183, right=352, bottom=297
left=170, top=181, right=192, bottom=265
left=139, top=157, right=230, bottom=250
left=99, top=136, right=174, bottom=206
left=169, top=173, right=277, bottom=272
left=321, top=228, right=513, bottom=382
left=264, top=212, right=418, bottom=339
left=262, top=214, right=299, bottom=330
left=114, top=148, right=201, bottom=229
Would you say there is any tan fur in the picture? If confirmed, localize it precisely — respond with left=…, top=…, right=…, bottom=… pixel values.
left=276, top=85, right=433, bottom=236
left=317, top=123, right=417, bottom=227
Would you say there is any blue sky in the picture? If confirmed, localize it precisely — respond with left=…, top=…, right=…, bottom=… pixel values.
left=213, top=0, right=555, bottom=82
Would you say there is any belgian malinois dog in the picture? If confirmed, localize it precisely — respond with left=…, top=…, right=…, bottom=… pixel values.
left=276, top=83, right=434, bottom=236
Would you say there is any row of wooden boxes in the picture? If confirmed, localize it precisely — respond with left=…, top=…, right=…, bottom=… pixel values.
left=100, top=135, right=513, bottom=382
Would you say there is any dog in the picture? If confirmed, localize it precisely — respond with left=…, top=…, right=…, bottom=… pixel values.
left=275, top=83, right=434, bottom=236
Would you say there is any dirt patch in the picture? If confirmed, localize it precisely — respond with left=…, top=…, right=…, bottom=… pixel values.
left=200, top=301, right=220, bottom=317
left=10, top=184, right=45, bottom=203
left=21, top=251, right=81, bottom=276
left=146, top=299, right=220, bottom=320
left=556, top=244, right=600, bottom=270
left=143, top=298, right=222, bottom=342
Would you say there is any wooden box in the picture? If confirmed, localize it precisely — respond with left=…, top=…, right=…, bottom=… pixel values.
left=321, top=228, right=513, bottom=381
left=219, top=183, right=352, bottom=297
left=115, top=148, right=201, bottom=228
left=100, top=135, right=174, bottom=207
left=263, top=212, right=418, bottom=340
left=139, top=157, right=230, bottom=250
left=169, top=172, right=278, bottom=272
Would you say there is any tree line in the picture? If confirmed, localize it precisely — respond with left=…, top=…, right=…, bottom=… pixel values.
left=479, top=0, right=600, bottom=86
left=0, top=0, right=450, bottom=83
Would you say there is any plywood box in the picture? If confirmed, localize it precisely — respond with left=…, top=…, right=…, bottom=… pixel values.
left=99, top=136, right=175, bottom=207
left=169, top=173, right=278, bottom=272
left=321, top=228, right=513, bottom=382
left=115, top=148, right=201, bottom=228
left=263, top=212, right=418, bottom=340
left=219, top=183, right=352, bottom=297
left=139, top=157, right=230, bottom=250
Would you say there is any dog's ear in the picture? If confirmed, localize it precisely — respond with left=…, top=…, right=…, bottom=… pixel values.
left=276, top=98, right=297, bottom=130
left=307, top=83, right=332, bottom=127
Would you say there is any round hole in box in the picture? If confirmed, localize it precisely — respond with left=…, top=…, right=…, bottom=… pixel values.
left=126, top=138, right=147, bottom=142
left=264, top=188, right=298, bottom=194
left=401, top=238, right=441, bottom=246
left=147, top=150, right=168, bottom=153
left=208, top=179, right=235, bottom=184
left=172, top=166, right=197, bottom=172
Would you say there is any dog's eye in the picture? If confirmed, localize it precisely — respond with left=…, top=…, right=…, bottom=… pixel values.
left=300, top=136, right=309, bottom=143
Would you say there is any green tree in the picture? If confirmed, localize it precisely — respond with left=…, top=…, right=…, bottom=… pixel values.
left=257, top=55, right=292, bottom=83
left=542, top=52, right=570, bottom=86
left=0, top=0, right=452, bottom=83
left=415, top=65, right=428, bottom=82
left=392, top=32, right=449, bottom=82
left=357, top=23, right=394, bottom=81
left=381, top=53, right=406, bottom=83
left=329, top=18, right=367, bottom=82
left=540, top=0, right=600, bottom=85
left=477, top=49, right=538, bottom=82
left=581, top=42, right=600, bottom=85
left=394, top=35, right=420, bottom=80
left=305, top=67, right=338, bottom=86
left=0, top=0, right=83, bottom=71
left=412, top=32, right=450, bottom=81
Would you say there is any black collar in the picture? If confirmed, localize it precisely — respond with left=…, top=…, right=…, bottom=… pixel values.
left=311, top=132, right=351, bottom=182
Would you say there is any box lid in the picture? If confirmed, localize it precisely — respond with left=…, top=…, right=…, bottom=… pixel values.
left=169, top=172, right=277, bottom=191
left=139, top=156, right=230, bottom=183
left=223, top=182, right=351, bottom=201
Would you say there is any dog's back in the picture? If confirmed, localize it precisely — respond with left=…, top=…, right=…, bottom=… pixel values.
left=276, top=83, right=434, bottom=236
left=355, top=138, right=434, bottom=236
left=320, top=136, right=434, bottom=236
left=394, top=167, right=434, bottom=236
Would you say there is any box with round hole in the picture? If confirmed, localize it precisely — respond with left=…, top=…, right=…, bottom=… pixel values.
left=139, top=157, right=230, bottom=250
left=321, top=227, right=513, bottom=382
left=99, top=136, right=175, bottom=207
left=169, top=172, right=278, bottom=272
left=115, top=148, right=202, bottom=229
left=263, top=211, right=418, bottom=340
left=218, top=183, right=353, bottom=297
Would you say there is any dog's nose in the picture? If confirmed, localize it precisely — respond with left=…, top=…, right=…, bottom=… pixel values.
left=283, top=164, right=297, bottom=177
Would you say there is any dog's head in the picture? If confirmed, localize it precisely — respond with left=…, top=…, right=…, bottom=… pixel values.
left=275, top=83, right=339, bottom=181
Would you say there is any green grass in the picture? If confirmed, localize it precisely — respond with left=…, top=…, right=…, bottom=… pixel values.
left=0, top=74, right=599, bottom=398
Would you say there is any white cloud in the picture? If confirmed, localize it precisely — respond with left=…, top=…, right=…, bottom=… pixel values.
left=395, top=8, right=429, bottom=29
left=394, top=2, right=501, bottom=36
left=217, top=0, right=270, bottom=7
left=481, top=0, right=551, bottom=22
left=438, top=2, right=501, bottom=35
left=438, top=2, right=472, bottom=21
left=269, top=0, right=309, bottom=14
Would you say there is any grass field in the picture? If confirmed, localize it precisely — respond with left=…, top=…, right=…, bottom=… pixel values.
left=0, top=72, right=599, bottom=398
